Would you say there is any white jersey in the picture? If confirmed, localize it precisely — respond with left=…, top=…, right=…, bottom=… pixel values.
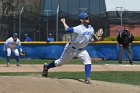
left=4, top=37, right=21, bottom=49
left=54, top=24, right=94, bottom=66
left=70, top=24, right=94, bottom=48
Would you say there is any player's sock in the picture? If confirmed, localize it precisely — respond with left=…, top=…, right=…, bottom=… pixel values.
left=15, top=56, right=20, bottom=64
left=85, top=64, right=91, bottom=79
left=46, top=61, right=56, bottom=69
left=7, top=56, right=10, bottom=63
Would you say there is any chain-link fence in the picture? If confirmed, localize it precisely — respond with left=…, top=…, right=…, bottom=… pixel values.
left=0, top=0, right=43, bottom=41
left=0, top=0, right=109, bottom=41
left=0, top=0, right=140, bottom=41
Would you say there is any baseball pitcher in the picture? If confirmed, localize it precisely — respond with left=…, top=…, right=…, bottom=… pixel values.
left=3, top=33, right=23, bottom=67
left=42, top=13, right=103, bottom=84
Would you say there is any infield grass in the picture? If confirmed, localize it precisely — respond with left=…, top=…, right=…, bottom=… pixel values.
left=0, top=71, right=140, bottom=86
left=0, top=59, right=140, bottom=85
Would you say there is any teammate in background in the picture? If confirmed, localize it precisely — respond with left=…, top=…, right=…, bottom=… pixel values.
left=117, top=28, right=134, bottom=65
left=24, top=33, right=32, bottom=42
left=3, top=33, right=23, bottom=67
left=47, top=33, right=54, bottom=42
left=42, top=13, right=103, bottom=84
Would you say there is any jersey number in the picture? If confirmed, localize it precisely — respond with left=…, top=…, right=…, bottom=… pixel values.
left=83, top=32, right=92, bottom=36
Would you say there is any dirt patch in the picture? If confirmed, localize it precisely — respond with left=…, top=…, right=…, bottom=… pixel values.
left=0, top=64, right=140, bottom=72
left=0, top=76, right=140, bottom=93
left=0, top=64, right=140, bottom=93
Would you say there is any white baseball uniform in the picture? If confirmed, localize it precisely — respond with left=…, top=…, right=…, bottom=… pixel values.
left=55, top=24, right=94, bottom=66
left=4, top=37, right=21, bottom=56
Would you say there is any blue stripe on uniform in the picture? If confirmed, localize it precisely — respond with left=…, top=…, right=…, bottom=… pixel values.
left=66, top=27, right=74, bottom=33
left=85, top=64, right=91, bottom=78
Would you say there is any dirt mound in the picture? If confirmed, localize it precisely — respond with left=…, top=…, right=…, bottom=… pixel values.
left=0, top=76, right=140, bottom=93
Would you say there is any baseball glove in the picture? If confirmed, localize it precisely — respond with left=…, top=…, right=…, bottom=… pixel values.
left=20, top=51, right=26, bottom=56
left=95, top=28, right=103, bottom=37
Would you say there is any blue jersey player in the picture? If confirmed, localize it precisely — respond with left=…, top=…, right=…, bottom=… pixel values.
left=24, top=33, right=32, bottom=42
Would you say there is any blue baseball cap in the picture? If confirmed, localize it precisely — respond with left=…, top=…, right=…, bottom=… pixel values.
left=13, top=33, right=18, bottom=37
left=79, top=12, right=89, bottom=19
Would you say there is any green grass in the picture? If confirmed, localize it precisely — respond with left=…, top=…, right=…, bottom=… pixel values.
left=0, top=71, right=140, bottom=86
left=0, top=58, right=51, bottom=64
left=0, top=72, right=38, bottom=76
left=0, top=59, right=140, bottom=86
left=92, top=71, right=140, bottom=86
left=0, top=58, right=140, bottom=65
left=49, top=71, right=140, bottom=85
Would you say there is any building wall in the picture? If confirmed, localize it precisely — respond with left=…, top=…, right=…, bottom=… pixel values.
left=0, top=0, right=2, bottom=16
left=42, top=0, right=106, bottom=16
left=41, top=0, right=109, bottom=40
left=110, top=24, right=140, bottom=36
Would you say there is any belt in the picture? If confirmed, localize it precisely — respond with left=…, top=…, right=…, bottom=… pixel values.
left=69, top=43, right=83, bottom=51
left=71, top=46, right=83, bottom=51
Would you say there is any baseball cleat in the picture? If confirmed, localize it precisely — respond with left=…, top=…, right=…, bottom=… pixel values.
left=84, top=78, right=92, bottom=84
left=130, top=61, right=133, bottom=65
left=16, top=63, right=20, bottom=66
left=42, top=63, right=48, bottom=77
left=7, top=63, right=10, bottom=67
left=130, top=63, right=133, bottom=65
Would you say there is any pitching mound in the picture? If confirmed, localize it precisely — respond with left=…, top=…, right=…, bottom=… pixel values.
left=0, top=76, right=140, bottom=93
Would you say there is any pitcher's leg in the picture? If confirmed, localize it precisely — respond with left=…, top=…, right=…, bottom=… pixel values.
left=43, top=44, right=75, bottom=77
left=78, top=50, right=92, bottom=84
left=42, top=61, right=56, bottom=77
left=85, top=64, right=91, bottom=78
left=43, top=52, right=74, bottom=77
